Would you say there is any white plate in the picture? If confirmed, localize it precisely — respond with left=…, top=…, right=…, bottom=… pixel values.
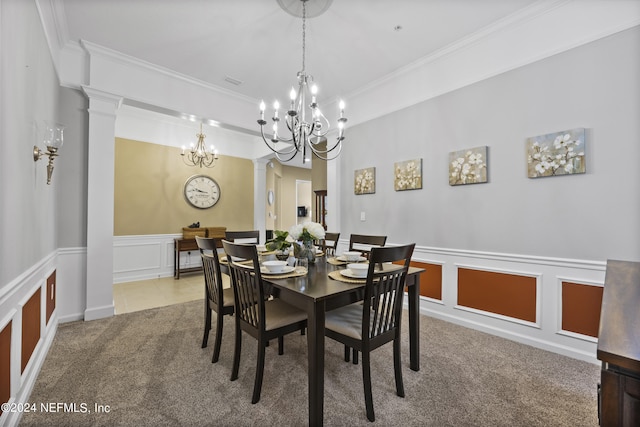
left=261, top=265, right=295, bottom=275
left=336, top=255, right=367, bottom=262
left=340, top=269, right=367, bottom=279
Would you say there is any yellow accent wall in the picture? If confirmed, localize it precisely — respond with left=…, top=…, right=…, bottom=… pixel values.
left=114, top=138, right=254, bottom=235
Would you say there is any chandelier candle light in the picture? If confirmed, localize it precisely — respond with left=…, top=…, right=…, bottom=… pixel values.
left=258, top=0, right=347, bottom=164
left=181, top=124, right=218, bottom=168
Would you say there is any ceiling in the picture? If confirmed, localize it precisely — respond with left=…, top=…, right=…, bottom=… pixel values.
left=60, top=0, right=538, bottom=109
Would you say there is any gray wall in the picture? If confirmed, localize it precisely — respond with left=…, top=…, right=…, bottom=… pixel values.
left=340, top=26, right=640, bottom=262
left=56, top=87, right=89, bottom=249
left=1, top=0, right=61, bottom=286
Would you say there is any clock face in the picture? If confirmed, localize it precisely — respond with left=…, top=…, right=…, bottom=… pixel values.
left=184, top=175, right=220, bottom=209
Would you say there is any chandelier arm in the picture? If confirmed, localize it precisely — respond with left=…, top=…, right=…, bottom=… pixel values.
left=306, top=136, right=342, bottom=156
left=259, top=123, right=297, bottom=154
left=310, top=140, right=343, bottom=161
left=274, top=147, right=301, bottom=163
left=182, top=150, right=217, bottom=168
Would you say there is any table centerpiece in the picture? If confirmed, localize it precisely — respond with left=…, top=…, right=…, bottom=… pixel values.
left=289, top=221, right=325, bottom=263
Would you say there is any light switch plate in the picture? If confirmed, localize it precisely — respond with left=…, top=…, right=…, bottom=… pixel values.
left=360, top=211, right=366, bottom=221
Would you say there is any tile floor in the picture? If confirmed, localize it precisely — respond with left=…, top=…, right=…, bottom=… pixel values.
left=113, top=272, right=230, bottom=314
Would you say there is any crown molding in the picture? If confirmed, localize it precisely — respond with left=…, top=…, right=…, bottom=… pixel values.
left=79, top=40, right=257, bottom=105
left=344, top=0, right=640, bottom=128
left=36, top=0, right=640, bottom=134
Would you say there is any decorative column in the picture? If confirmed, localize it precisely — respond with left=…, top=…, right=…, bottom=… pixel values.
left=82, top=87, right=122, bottom=321
left=253, top=158, right=269, bottom=243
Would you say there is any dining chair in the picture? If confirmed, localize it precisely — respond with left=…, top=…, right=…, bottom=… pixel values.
left=348, top=234, right=387, bottom=259
left=344, top=234, right=388, bottom=363
left=318, top=232, right=340, bottom=256
left=324, top=243, right=415, bottom=422
left=196, top=236, right=234, bottom=363
left=225, top=230, right=260, bottom=244
left=222, top=240, right=308, bottom=404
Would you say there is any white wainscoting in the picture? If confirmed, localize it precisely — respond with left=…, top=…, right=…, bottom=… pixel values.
left=113, top=234, right=201, bottom=283
left=112, top=236, right=607, bottom=364
left=0, top=252, right=58, bottom=427
left=336, top=239, right=606, bottom=364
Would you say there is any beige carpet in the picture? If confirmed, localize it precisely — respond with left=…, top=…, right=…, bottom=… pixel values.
left=21, top=300, right=600, bottom=426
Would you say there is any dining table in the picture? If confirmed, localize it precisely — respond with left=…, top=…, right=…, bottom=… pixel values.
left=260, top=255, right=425, bottom=426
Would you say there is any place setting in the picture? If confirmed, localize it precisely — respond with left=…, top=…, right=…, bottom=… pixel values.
left=329, top=261, right=369, bottom=284
left=260, top=260, right=308, bottom=279
left=328, top=250, right=367, bottom=265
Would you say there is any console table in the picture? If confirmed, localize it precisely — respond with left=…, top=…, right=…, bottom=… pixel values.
left=174, top=238, right=202, bottom=279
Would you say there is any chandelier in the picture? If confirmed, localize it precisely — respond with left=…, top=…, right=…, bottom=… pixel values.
left=181, top=124, right=218, bottom=168
left=258, top=0, right=346, bottom=164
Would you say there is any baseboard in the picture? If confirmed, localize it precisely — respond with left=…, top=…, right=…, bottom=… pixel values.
left=420, top=306, right=599, bottom=365
left=84, top=304, right=115, bottom=321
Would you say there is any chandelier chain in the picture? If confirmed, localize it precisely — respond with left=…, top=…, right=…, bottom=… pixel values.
left=301, top=1, right=306, bottom=72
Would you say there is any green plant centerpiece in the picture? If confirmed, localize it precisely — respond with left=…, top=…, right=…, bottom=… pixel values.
left=265, top=230, right=292, bottom=261
left=289, top=221, right=325, bottom=263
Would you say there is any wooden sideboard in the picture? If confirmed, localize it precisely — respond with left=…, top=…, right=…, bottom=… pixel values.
left=174, top=227, right=226, bottom=279
left=174, top=238, right=202, bottom=279
left=597, top=259, right=640, bottom=426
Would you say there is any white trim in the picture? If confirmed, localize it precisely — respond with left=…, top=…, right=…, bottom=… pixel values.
left=84, top=304, right=115, bottom=322
left=422, top=306, right=599, bottom=365
left=453, top=305, right=541, bottom=329
left=0, top=252, right=55, bottom=304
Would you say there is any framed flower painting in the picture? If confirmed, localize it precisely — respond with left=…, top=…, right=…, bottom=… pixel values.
left=526, top=128, right=585, bottom=178
left=394, top=158, right=422, bottom=191
left=354, top=167, right=375, bottom=195
left=449, top=146, right=488, bottom=186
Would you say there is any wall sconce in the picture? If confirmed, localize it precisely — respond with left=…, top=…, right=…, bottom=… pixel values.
left=33, top=123, right=64, bottom=185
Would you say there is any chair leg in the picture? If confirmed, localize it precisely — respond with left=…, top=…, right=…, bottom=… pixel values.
left=362, top=350, right=375, bottom=422
left=344, top=345, right=350, bottom=362
left=252, top=339, right=266, bottom=404
left=352, top=348, right=359, bottom=365
left=211, top=311, right=224, bottom=363
left=393, top=337, right=405, bottom=397
left=230, top=320, right=241, bottom=381
left=201, top=306, right=211, bottom=348
left=278, top=336, right=284, bottom=355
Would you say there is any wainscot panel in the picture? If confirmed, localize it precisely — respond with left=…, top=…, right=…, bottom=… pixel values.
left=409, top=244, right=606, bottom=364
left=0, top=253, right=58, bottom=427
left=561, top=280, right=603, bottom=338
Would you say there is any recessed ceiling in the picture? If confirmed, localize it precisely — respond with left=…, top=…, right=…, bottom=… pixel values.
left=60, top=0, right=538, bottom=106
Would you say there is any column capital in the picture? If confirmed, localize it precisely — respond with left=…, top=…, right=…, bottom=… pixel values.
left=81, top=86, right=123, bottom=113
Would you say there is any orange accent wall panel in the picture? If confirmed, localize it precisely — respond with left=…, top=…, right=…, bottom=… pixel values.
left=458, top=268, right=537, bottom=323
left=21, top=288, right=41, bottom=373
left=562, top=281, right=603, bottom=338
left=410, top=261, right=442, bottom=300
left=46, top=270, right=56, bottom=324
left=1, top=321, right=11, bottom=413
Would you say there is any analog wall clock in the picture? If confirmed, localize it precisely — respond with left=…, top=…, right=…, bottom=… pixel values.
left=183, top=175, right=220, bottom=209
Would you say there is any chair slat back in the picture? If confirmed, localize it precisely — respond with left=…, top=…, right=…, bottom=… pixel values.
left=349, top=234, right=387, bottom=258
left=225, top=230, right=260, bottom=244
left=363, top=244, right=415, bottom=341
left=222, top=240, right=265, bottom=330
left=196, top=236, right=224, bottom=307
left=320, top=232, right=340, bottom=255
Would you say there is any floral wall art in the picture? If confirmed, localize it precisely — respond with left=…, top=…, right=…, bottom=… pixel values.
left=449, top=146, right=488, bottom=186
left=526, top=128, right=585, bottom=178
left=354, top=167, right=375, bottom=195
left=394, top=158, right=422, bottom=191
